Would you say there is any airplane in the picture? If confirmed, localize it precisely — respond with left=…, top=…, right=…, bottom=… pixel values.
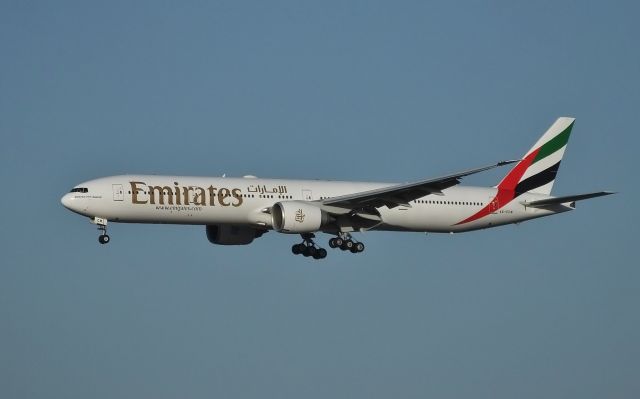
left=61, top=117, right=613, bottom=259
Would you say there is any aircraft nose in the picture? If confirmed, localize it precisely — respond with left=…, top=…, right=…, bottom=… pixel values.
left=61, top=193, right=73, bottom=209
left=61, top=192, right=90, bottom=215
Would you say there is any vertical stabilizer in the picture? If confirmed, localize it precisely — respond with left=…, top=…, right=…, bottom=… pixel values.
left=497, top=117, right=574, bottom=195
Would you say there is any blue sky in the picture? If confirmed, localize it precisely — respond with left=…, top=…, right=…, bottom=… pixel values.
left=1, top=1, right=638, bottom=398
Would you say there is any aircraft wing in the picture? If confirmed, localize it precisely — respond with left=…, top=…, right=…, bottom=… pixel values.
left=319, top=160, right=518, bottom=210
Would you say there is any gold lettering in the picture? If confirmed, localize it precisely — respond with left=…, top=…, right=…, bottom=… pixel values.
left=193, top=187, right=206, bottom=206
left=218, top=188, right=231, bottom=207
left=174, top=182, right=181, bottom=205
left=148, top=186, right=173, bottom=205
left=131, top=182, right=247, bottom=208
left=231, top=188, right=243, bottom=207
left=182, top=186, right=193, bottom=205
left=208, top=186, right=217, bottom=206
left=130, top=182, right=147, bottom=204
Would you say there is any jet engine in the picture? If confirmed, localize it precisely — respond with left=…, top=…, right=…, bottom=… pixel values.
left=206, top=225, right=265, bottom=245
left=272, top=201, right=332, bottom=233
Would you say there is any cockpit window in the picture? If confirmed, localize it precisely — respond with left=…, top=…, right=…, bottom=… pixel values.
left=70, top=187, right=89, bottom=193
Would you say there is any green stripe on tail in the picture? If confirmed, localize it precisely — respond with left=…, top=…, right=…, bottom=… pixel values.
left=533, top=121, right=573, bottom=164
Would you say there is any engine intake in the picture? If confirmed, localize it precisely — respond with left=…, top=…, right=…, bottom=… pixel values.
left=272, top=201, right=331, bottom=233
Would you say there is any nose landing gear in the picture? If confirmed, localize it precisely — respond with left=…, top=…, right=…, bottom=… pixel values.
left=291, top=233, right=327, bottom=259
left=92, top=217, right=110, bottom=245
left=98, top=229, right=111, bottom=244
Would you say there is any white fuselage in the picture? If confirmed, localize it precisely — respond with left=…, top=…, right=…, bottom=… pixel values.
left=60, top=175, right=570, bottom=234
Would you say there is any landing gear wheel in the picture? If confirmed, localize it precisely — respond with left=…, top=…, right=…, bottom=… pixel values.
left=98, top=234, right=110, bottom=244
left=96, top=220, right=110, bottom=245
left=292, top=234, right=328, bottom=259
left=303, top=246, right=317, bottom=257
left=292, top=243, right=304, bottom=255
left=330, top=233, right=365, bottom=254
left=313, top=248, right=327, bottom=259
left=340, top=240, right=354, bottom=251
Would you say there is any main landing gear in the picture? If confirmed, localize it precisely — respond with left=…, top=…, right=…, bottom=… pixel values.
left=291, top=232, right=365, bottom=259
left=292, top=233, right=327, bottom=259
left=328, top=232, right=365, bottom=254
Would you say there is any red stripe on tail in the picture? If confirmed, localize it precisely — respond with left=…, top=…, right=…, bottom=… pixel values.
left=455, top=148, right=540, bottom=225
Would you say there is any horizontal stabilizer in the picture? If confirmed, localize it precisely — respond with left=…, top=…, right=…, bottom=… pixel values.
left=521, top=191, right=615, bottom=208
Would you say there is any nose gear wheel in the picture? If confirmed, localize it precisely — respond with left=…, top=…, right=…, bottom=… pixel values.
left=97, top=224, right=110, bottom=245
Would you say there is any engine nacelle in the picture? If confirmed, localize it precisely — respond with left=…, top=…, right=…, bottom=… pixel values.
left=206, top=225, right=263, bottom=245
left=272, top=201, right=331, bottom=233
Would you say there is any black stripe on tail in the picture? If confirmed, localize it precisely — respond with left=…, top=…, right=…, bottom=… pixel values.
left=515, top=161, right=561, bottom=196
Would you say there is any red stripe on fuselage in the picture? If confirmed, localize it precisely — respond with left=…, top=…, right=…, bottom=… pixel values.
left=455, top=148, right=540, bottom=225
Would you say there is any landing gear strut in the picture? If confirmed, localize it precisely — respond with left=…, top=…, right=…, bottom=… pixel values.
left=328, top=232, right=365, bottom=254
left=291, top=233, right=327, bottom=259
left=93, top=217, right=110, bottom=244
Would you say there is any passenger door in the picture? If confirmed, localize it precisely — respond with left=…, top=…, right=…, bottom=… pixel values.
left=112, top=184, right=124, bottom=201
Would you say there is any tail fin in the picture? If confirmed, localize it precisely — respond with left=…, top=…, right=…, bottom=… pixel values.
left=497, top=117, right=575, bottom=195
